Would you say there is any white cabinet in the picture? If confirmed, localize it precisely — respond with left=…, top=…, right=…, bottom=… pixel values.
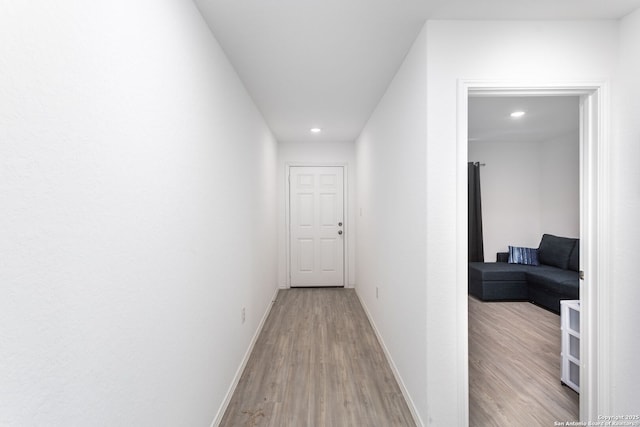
left=560, top=299, right=580, bottom=393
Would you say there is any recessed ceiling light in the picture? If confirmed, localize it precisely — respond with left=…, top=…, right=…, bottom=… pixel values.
left=510, top=111, right=526, bottom=118
left=310, top=127, right=322, bottom=133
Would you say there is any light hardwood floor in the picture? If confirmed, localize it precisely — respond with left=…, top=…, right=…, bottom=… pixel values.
left=469, top=296, right=579, bottom=426
left=220, top=288, right=416, bottom=427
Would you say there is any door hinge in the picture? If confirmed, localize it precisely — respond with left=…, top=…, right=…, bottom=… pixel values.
left=579, top=270, right=585, bottom=280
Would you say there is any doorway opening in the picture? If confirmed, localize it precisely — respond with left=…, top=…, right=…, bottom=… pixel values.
left=467, top=94, right=581, bottom=423
left=456, top=82, right=611, bottom=424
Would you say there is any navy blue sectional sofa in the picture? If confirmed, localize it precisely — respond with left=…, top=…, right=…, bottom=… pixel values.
left=468, top=234, right=580, bottom=314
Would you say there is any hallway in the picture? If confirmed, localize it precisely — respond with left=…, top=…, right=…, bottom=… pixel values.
left=220, top=289, right=416, bottom=426
left=3, top=2, right=640, bottom=425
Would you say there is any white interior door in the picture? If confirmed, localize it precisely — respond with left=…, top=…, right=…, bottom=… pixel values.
left=289, top=166, right=344, bottom=287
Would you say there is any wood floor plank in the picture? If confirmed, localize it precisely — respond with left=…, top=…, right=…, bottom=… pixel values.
left=220, top=288, right=416, bottom=427
left=469, top=296, right=579, bottom=426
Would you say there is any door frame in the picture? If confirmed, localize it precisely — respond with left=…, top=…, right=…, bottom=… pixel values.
left=285, top=162, right=349, bottom=288
left=456, top=80, right=611, bottom=423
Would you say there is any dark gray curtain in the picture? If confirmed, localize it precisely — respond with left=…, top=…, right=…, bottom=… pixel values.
left=468, top=162, right=484, bottom=262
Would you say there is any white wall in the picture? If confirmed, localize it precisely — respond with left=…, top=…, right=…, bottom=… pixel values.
left=469, top=141, right=543, bottom=259
left=0, top=1, right=277, bottom=426
left=612, top=7, right=640, bottom=414
left=355, top=26, right=428, bottom=424
left=539, top=132, right=580, bottom=238
left=469, top=132, right=579, bottom=261
left=277, top=141, right=356, bottom=287
left=426, top=20, right=618, bottom=424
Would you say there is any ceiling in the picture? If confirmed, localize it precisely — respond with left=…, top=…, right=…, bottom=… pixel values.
left=468, top=96, right=579, bottom=143
left=197, top=0, right=639, bottom=143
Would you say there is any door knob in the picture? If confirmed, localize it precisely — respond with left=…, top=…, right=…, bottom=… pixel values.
left=338, top=230, right=343, bottom=235
left=338, top=222, right=343, bottom=226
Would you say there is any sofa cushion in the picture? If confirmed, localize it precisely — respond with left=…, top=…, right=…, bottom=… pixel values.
left=537, top=234, right=577, bottom=270
left=508, top=246, right=539, bottom=266
left=469, top=262, right=535, bottom=281
left=526, top=267, right=579, bottom=297
left=568, top=244, right=579, bottom=272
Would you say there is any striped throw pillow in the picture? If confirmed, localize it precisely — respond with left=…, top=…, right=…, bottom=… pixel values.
left=508, top=246, right=539, bottom=266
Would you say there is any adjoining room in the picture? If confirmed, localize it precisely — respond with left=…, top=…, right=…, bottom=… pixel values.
left=467, top=95, right=581, bottom=424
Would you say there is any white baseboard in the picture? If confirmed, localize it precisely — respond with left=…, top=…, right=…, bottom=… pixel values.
left=210, top=286, right=280, bottom=427
left=355, top=290, right=424, bottom=427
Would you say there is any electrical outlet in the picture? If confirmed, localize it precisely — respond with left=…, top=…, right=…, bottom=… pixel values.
left=376, top=287, right=379, bottom=299
left=241, top=307, right=246, bottom=324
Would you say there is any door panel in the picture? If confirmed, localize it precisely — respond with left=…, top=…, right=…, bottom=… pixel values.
left=290, top=166, right=344, bottom=287
left=319, top=194, right=337, bottom=225
left=297, top=239, right=314, bottom=272
left=298, top=194, right=314, bottom=226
